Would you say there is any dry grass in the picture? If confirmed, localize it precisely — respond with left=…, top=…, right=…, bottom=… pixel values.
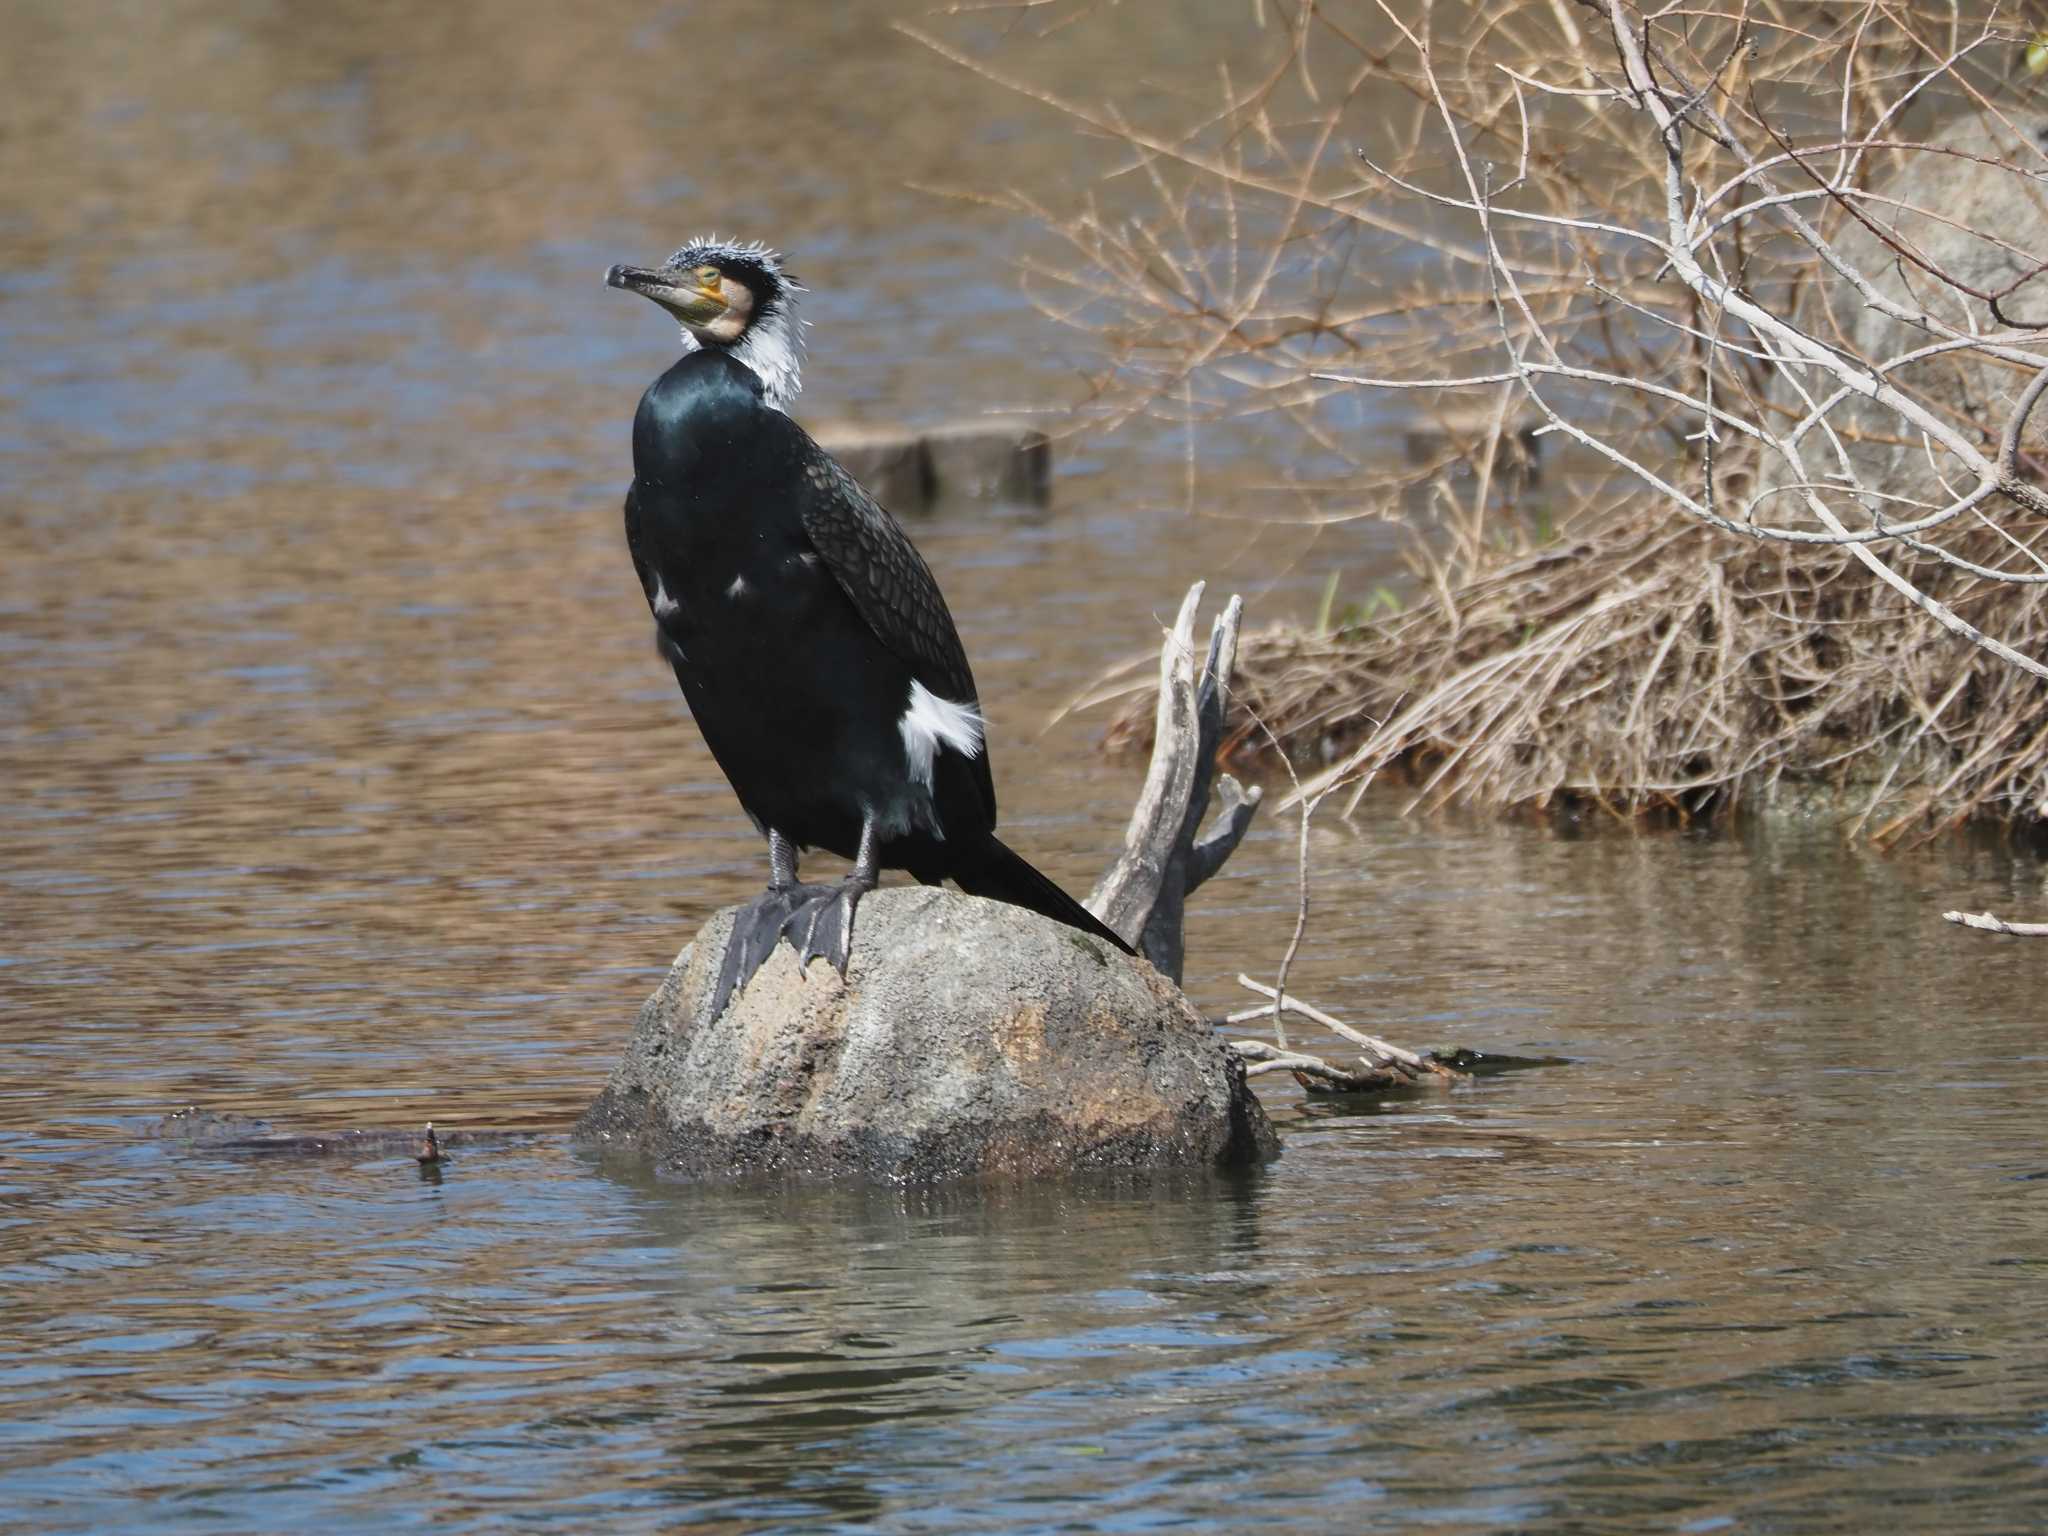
left=1098, top=451, right=2048, bottom=842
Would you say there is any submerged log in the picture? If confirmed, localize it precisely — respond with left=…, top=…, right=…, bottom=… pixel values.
left=144, top=1109, right=537, bottom=1157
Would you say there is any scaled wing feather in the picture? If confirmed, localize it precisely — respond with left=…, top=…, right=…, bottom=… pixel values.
left=791, top=434, right=997, bottom=822
left=794, top=444, right=980, bottom=707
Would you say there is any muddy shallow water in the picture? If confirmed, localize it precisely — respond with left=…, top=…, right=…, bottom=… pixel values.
left=4, top=2, right=2047, bottom=1531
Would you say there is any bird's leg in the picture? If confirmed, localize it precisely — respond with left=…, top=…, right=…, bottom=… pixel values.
left=781, top=814, right=880, bottom=979
left=765, top=828, right=800, bottom=892
left=706, top=830, right=820, bottom=1022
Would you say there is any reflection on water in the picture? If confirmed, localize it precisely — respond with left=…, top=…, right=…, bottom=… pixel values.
left=4, top=0, right=2048, bottom=1530
left=6, top=949, right=2047, bottom=1536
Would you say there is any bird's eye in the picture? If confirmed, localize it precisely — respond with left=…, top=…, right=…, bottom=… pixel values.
left=695, top=266, right=722, bottom=287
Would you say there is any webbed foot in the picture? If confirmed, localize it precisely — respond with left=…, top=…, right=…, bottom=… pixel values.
left=779, top=874, right=876, bottom=979
left=707, top=883, right=833, bottom=1022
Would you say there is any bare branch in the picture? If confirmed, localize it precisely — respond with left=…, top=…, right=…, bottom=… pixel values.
left=1942, top=908, right=2048, bottom=937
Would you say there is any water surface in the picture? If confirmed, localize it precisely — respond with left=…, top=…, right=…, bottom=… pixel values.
left=4, top=3, right=2046, bottom=1530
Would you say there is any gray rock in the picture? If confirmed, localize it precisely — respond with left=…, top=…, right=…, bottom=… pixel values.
left=575, top=885, right=1278, bottom=1182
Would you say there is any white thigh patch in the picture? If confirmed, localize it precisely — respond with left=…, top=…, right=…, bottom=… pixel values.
left=898, top=680, right=985, bottom=786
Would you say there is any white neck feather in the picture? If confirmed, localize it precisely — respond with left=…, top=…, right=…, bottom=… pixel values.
left=679, top=308, right=805, bottom=413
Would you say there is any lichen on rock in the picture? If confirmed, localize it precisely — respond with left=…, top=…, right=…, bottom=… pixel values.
left=575, top=885, right=1278, bottom=1183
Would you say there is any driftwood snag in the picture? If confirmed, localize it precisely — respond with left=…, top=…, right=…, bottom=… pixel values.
left=1091, top=586, right=1454, bottom=1095
left=1227, top=977, right=1463, bottom=1094
left=1088, top=582, right=1261, bottom=984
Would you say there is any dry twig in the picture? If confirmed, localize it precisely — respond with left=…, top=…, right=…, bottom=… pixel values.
left=1941, top=907, right=2048, bottom=936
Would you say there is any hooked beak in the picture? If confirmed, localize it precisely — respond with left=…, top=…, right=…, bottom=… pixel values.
left=606, top=263, right=726, bottom=325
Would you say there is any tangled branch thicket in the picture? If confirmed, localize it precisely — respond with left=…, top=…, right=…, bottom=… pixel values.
left=927, top=0, right=2048, bottom=841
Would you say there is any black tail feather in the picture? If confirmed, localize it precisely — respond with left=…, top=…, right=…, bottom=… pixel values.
left=946, top=837, right=1136, bottom=955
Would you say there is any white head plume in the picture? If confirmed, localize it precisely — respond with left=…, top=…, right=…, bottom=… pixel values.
left=662, top=234, right=806, bottom=411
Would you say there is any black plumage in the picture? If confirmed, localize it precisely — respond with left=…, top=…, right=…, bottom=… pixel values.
left=608, top=237, right=1133, bottom=1020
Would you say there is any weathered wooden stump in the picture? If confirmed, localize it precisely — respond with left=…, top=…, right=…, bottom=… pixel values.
left=921, top=417, right=1051, bottom=503
left=811, top=417, right=1053, bottom=510
left=809, top=423, right=932, bottom=510
left=1402, top=402, right=1545, bottom=486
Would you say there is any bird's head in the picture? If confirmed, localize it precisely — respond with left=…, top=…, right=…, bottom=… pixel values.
left=607, top=236, right=805, bottom=408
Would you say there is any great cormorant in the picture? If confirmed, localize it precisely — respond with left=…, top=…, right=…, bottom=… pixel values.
left=607, top=236, right=1135, bottom=1021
